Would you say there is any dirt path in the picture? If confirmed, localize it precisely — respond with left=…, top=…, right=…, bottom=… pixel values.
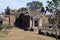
left=0, top=27, right=56, bottom=40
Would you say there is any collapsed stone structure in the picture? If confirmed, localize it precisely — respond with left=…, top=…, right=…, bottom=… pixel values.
left=0, top=7, right=49, bottom=33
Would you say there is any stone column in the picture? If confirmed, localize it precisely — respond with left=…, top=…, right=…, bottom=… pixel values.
left=32, top=18, right=34, bottom=29
left=38, top=18, right=42, bottom=34
left=29, top=16, right=32, bottom=29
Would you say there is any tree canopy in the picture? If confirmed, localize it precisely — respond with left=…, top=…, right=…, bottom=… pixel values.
left=26, top=1, right=43, bottom=11
left=46, top=0, right=60, bottom=15
left=46, top=0, right=60, bottom=24
left=5, top=6, right=10, bottom=15
left=17, top=7, right=28, bottom=12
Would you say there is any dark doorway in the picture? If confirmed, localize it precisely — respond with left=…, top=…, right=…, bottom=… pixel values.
left=0, top=21, right=2, bottom=24
left=14, top=13, right=30, bottom=30
left=24, top=15, right=30, bottom=30
left=34, top=20, right=39, bottom=27
left=14, top=13, right=25, bottom=28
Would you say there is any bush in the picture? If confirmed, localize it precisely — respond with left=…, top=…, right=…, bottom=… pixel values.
left=0, top=24, right=9, bottom=30
left=50, top=33, right=56, bottom=38
left=0, top=23, right=3, bottom=30
left=58, top=35, right=60, bottom=39
left=30, top=27, right=34, bottom=31
left=46, top=32, right=50, bottom=36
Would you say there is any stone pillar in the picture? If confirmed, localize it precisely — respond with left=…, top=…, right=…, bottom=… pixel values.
left=29, top=17, right=34, bottom=31
left=32, top=18, right=34, bottom=29
left=38, top=18, right=43, bottom=34
left=29, top=17, right=32, bottom=29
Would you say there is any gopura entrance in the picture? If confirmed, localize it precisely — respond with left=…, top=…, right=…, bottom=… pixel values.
left=34, top=18, right=39, bottom=27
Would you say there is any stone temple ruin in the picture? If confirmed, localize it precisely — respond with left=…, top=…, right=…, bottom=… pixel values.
left=0, top=7, right=49, bottom=33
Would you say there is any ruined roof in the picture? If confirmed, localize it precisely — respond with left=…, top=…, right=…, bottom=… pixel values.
left=30, top=10, right=43, bottom=18
left=18, top=11, right=29, bottom=15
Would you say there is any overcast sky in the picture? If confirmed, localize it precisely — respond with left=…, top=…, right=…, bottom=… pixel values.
left=0, top=0, right=52, bottom=13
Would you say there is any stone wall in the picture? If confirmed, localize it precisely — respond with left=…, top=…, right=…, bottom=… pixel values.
left=3, top=15, right=16, bottom=26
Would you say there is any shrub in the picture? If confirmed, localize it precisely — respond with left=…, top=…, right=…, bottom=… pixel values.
left=0, top=23, right=3, bottom=30
left=46, top=32, right=50, bottom=36
left=30, top=27, right=34, bottom=31
left=0, top=24, right=9, bottom=30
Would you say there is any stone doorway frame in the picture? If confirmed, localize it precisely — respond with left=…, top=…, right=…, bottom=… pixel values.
left=33, top=18, right=39, bottom=28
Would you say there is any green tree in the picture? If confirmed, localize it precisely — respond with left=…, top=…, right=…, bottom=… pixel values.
left=46, top=0, right=60, bottom=25
left=5, top=6, right=10, bottom=15
left=46, top=0, right=60, bottom=21
left=17, top=7, right=28, bottom=12
left=46, top=0, right=60, bottom=14
left=46, top=0, right=60, bottom=39
left=27, top=1, right=43, bottom=11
